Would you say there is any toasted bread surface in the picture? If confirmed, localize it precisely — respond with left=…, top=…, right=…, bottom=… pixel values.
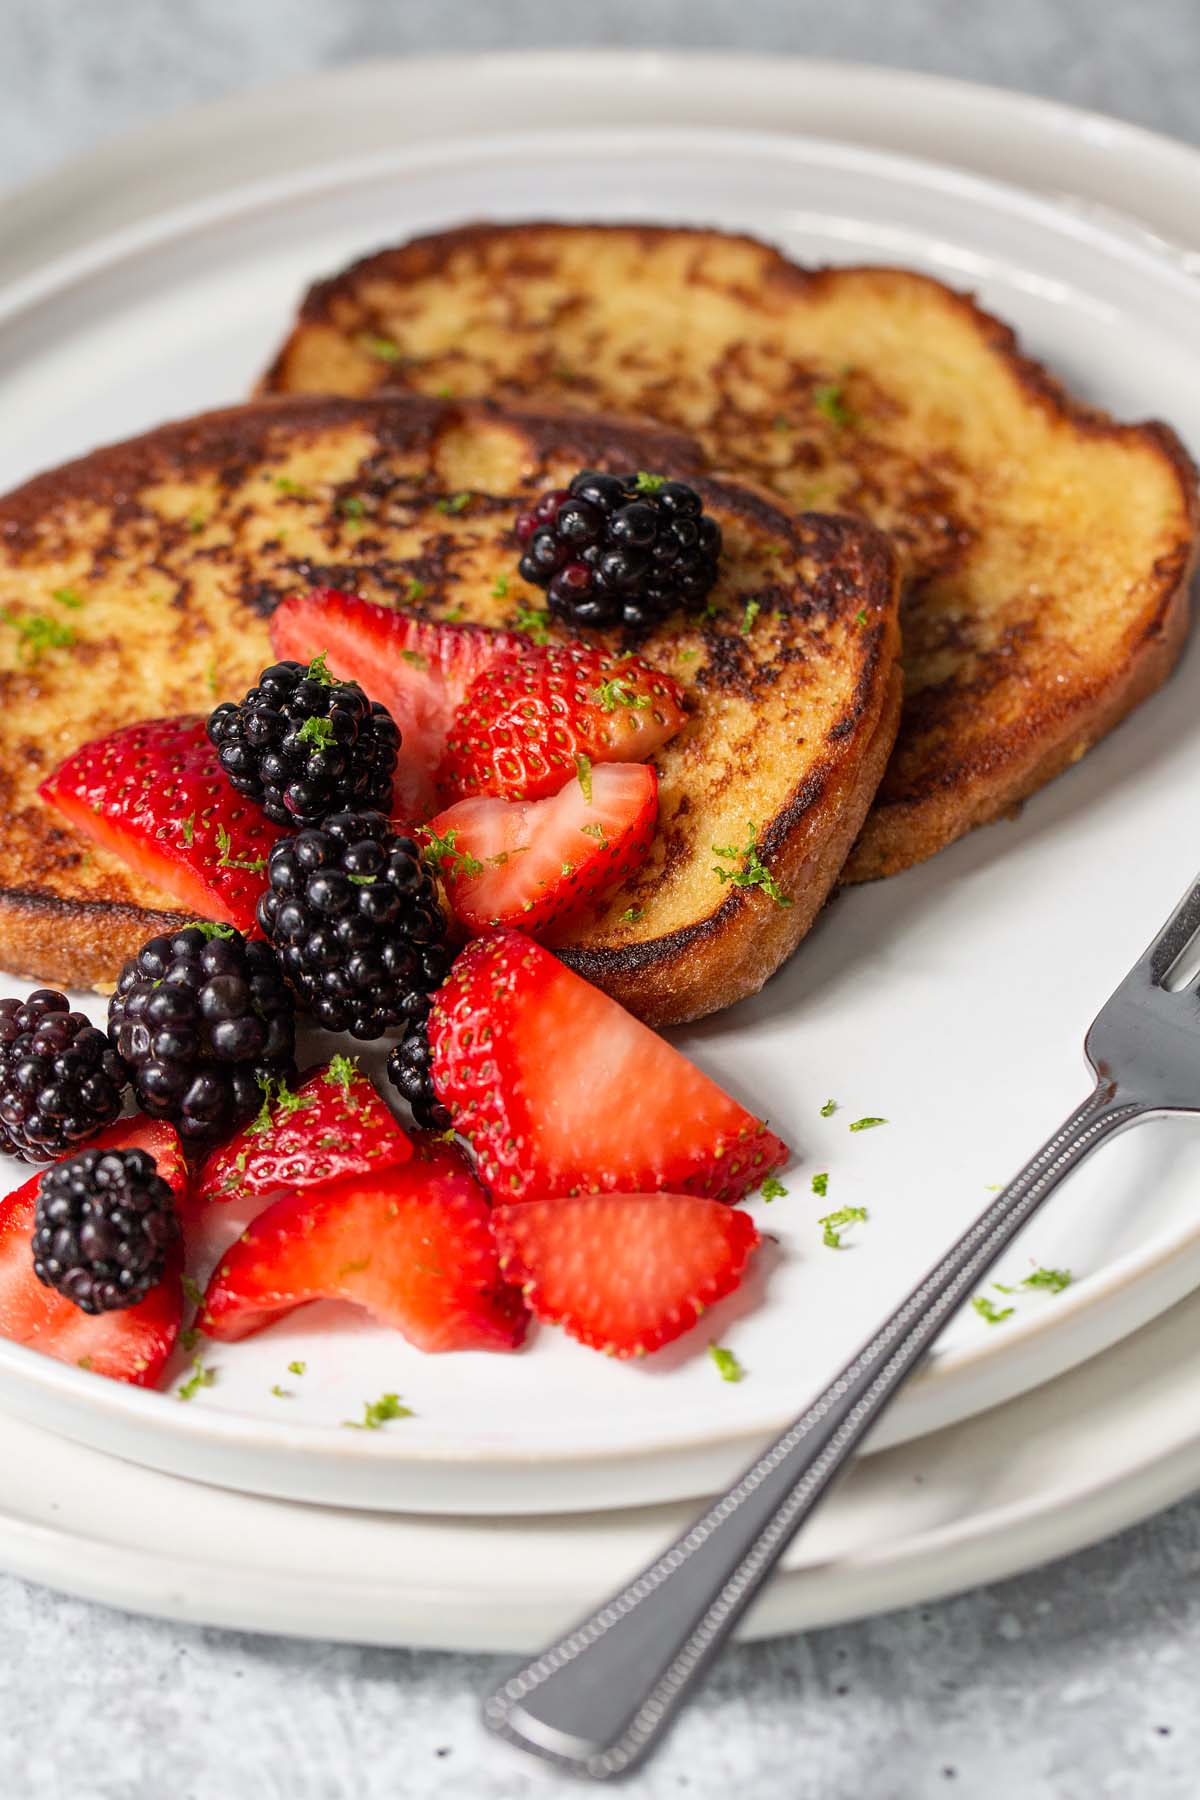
left=0, top=394, right=899, bottom=1021
left=262, top=223, right=1199, bottom=878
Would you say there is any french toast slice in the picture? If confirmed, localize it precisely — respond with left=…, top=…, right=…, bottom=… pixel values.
left=0, top=394, right=899, bottom=1024
left=261, top=222, right=1200, bottom=879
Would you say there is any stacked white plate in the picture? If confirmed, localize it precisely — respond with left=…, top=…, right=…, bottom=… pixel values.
left=1, top=52, right=1199, bottom=1651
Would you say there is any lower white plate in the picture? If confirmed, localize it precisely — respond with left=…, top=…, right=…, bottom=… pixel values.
left=6, top=1276, right=1200, bottom=1652
left=1, top=56, right=1199, bottom=1516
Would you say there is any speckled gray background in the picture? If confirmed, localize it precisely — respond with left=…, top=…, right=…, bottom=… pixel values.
left=2, top=3, right=1200, bottom=1797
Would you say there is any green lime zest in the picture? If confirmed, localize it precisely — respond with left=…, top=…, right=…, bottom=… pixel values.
left=709, top=1344, right=744, bottom=1383
left=594, top=677, right=650, bottom=713
left=344, top=1392, right=413, bottom=1430
left=4, top=611, right=76, bottom=662
left=248, top=1072, right=316, bottom=1136
left=357, top=332, right=403, bottom=363
left=712, top=823, right=791, bottom=908
left=818, top=1205, right=868, bottom=1249
left=177, top=1358, right=217, bottom=1401
left=297, top=714, right=336, bottom=750
left=324, top=1054, right=361, bottom=1097
left=512, top=603, right=551, bottom=644
left=214, top=823, right=266, bottom=873
left=1022, top=1266, right=1072, bottom=1293
left=813, top=383, right=858, bottom=429
left=423, top=826, right=482, bottom=880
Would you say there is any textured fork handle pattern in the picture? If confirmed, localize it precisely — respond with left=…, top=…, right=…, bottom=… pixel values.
left=483, top=1084, right=1146, bottom=1781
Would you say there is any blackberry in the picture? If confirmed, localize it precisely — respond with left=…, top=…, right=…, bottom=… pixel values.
left=0, top=990, right=127, bottom=1163
left=32, top=1145, right=178, bottom=1313
left=108, top=925, right=296, bottom=1148
left=207, top=656, right=400, bottom=828
left=258, top=811, right=450, bottom=1038
left=387, top=1010, right=450, bottom=1132
left=515, top=470, right=722, bottom=630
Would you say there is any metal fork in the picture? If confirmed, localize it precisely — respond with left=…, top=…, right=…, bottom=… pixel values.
left=482, top=871, right=1200, bottom=1783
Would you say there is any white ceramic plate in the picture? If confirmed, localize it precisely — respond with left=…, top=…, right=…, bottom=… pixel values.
left=0, top=58, right=1198, bottom=1516
left=7, top=1271, right=1200, bottom=1652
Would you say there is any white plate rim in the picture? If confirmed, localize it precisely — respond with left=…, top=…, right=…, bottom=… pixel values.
left=5, top=1277, right=1200, bottom=1651
left=4, top=52, right=1200, bottom=280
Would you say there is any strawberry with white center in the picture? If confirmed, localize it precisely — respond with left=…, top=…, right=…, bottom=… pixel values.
left=270, top=588, right=523, bottom=818
left=492, top=1193, right=759, bottom=1357
left=196, top=1056, right=412, bottom=1207
left=426, top=762, right=657, bottom=936
left=438, top=641, right=686, bottom=802
left=200, top=1137, right=528, bottom=1353
left=0, top=1117, right=187, bottom=1386
left=40, top=716, right=276, bottom=932
left=429, top=930, right=787, bottom=1204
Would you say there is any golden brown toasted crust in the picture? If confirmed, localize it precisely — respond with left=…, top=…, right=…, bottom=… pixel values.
left=261, top=221, right=1200, bottom=879
left=0, top=393, right=899, bottom=1021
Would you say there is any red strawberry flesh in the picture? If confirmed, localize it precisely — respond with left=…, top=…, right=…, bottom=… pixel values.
left=439, top=642, right=686, bottom=802
left=492, top=1193, right=759, bottom=1357
left=430, top=931, right=788, bottom=1204
left=197, top=1060, right=412, bottom=1206
left=39, top=716, right=275, bottom=931
left=270, top=588, right=524, bottom=820
left=201, top=1138, right=527, bottom=1352
left=0, top=1116, right=187, bottom=1386
left=427, top=761, right=657, bottom=937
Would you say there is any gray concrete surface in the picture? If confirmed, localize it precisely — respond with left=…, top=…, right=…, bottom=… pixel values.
left=2, top=3, right=1200, bottom=1795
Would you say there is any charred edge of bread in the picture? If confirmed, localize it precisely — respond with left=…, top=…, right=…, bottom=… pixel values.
left=560, top=516, right=903, bottom=1025
left=563, top=669, right=902, bottom=1025
left=0, top=890, right=191, bottom=993
left=845, top=526, right=1198, bottom=882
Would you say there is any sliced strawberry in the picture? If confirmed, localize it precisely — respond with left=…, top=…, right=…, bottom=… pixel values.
left=39, top=716, right=275, bottom=932
left=427, top=762, right=657, bottom=937
left=430, top=931, right=788, bottom=1203
left=270, top=589, right=523, bottom=819
left=197, top=1059, right=413, bottom=1205
left=201, top=1138, right=527, bottom=1352
left=0, top=1116, right=187, bottom=1386
left=439, top=643, right=686, bottom=802
left=492, top=1193, right=759, bottom=1357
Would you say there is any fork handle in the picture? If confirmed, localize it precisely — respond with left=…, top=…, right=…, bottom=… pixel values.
left=483, top=1083, right=1146, bottom=1781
